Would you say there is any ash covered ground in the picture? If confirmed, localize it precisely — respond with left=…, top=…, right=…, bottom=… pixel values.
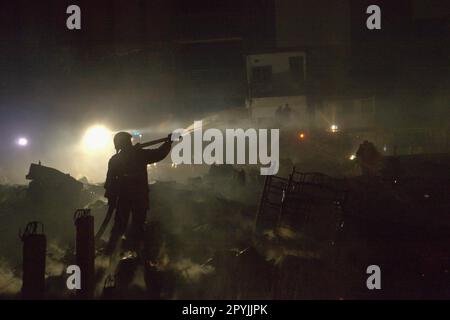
left=0, top=138, right=449, bottom=299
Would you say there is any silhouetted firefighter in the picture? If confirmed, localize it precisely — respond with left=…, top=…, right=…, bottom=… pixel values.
left=103, top=132, right=172, bottom=257
left=356, top=140, right=381, bottom=177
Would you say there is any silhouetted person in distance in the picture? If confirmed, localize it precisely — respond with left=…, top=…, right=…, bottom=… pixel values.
left=104, top=131, right=172, bottom=257
left=356, top=140, right=381, bottom=177
left=282, top=104, right=292, bottom=121
left=275, top=106, right=283, bottom=122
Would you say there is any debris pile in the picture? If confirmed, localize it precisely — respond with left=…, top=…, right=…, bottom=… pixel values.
left=0, top=156, right=449, bottom=299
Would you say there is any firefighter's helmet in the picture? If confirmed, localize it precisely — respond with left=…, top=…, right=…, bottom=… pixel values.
left=113, top=132, right=132, bottom=151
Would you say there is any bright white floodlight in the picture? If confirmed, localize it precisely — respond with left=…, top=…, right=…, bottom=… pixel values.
left=17, top=137, right=28, bottom=147
left=82, top=125, right=111, bottom=152
left=330, top=124, right=339, bottom=133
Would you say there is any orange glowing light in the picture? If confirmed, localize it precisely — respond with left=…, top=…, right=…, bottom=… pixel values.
left=299, top=132, right=305, bottom=140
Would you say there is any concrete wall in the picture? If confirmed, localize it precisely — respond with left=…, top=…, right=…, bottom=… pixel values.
left=249, top=95, right=308, bottom=124
left=246, top=50, right=307, bottom=98
left=247, top=51, right=306, bottom=74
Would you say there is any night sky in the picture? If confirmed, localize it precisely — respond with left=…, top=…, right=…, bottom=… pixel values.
left=0, top=0, right=449, bottom=182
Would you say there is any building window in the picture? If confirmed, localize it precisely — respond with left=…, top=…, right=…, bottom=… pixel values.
left=252, top=66, right=272, bottom=83
left=289, top=56, right=305, bottom=81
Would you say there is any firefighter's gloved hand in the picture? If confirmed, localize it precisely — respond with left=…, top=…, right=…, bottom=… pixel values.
left=169, top=132, right=182, bottom=143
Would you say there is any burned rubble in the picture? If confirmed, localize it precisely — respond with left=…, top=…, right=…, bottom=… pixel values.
left=1, top=149, right=448, bottom=299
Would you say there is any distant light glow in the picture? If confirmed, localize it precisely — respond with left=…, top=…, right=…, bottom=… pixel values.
left=132, top=131, right=141, bottom=137
left=82, top=125, right=111, bottom=152
left=17, top=137, right=28, bottom=147
left=349, top=154, right=356, bottom=161
left=298, top=132, right=305, bottom=140
left=330, top=124, right=339, bottom=133
left=131, top=130, right=143, bottom=143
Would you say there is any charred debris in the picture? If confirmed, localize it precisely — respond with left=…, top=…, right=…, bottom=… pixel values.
left=1, top=151, right=449, bottom=299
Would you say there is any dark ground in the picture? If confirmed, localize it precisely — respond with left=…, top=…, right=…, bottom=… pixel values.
left=0, top=151, right=449, bottom=299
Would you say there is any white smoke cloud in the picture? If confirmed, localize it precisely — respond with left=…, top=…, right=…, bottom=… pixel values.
left=0, top=260, right=21, bottom=296
left=172, top=258, right=215, bottom=283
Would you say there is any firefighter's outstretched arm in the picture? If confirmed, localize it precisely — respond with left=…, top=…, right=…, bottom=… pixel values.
left=143, top=138, right=172, bottom=164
